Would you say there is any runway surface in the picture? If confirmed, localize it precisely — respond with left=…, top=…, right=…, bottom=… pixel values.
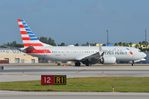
left=1, top=95, right=148, bottom=99
left=0, top=91, right=149, bottom=99
left=1, top=64, right=149, bottom=82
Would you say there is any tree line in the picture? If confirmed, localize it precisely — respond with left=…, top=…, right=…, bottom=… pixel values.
left=1, top=36, right=149, bottom=51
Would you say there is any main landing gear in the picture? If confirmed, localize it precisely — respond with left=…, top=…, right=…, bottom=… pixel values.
left=75, top=61, right=81, bottom=66
left=131, top=60, right=134, bottom=66
left=75, top=60, right=91, bottom=66
left=85, top=59, right=90, bottom=66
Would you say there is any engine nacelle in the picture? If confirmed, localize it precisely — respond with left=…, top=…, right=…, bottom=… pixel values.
left=100, top=56, right=116, bottom=64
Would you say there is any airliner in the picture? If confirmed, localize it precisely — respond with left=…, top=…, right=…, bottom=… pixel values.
left=17, top=19, right=147, bottom=66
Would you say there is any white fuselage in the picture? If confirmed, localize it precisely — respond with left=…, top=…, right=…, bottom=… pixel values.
left=30, top=46, right=146, bottom=63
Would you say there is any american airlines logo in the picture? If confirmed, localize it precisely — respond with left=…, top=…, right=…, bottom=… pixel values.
left=104, top=48, right=134, bottom=55
left=104, top=51, right=128, bottom=55
left=129, top=51, right=133, bottom=55
left=126, top=48, right=133, bottom=56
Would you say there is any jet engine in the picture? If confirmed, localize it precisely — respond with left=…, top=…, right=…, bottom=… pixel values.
left=100, top=56, right=116, bottom=64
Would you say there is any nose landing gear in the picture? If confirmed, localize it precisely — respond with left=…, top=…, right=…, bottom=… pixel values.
left=131, top=60, right=134, bottom=66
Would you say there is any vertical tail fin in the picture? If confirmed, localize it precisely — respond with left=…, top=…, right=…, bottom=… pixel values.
left=17, top=19, right=51, bottom=48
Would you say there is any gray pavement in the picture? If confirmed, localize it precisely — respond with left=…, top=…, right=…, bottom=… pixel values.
left=1, top=65, right=149, bottom=82
left=0, top=91, right=149, bottom=99
left=1, top=95, right=149, bottom=99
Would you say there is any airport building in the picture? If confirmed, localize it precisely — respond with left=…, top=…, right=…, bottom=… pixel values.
left=0, top=48, right=38, bottom=64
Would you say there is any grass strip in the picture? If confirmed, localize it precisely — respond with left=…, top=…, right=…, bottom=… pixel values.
left=0, top=77, right=149, bottom=92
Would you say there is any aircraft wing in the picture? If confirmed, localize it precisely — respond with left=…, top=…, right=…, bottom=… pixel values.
left=76, top=52, right=102, bottom=64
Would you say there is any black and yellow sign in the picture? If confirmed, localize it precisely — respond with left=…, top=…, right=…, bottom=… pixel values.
left=41, top=75, right=66, bottom=85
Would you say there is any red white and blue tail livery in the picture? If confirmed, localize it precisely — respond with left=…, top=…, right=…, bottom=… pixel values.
left=17, top=19, right=51, bottom=54
left=17, top=19, right=146, bottom=66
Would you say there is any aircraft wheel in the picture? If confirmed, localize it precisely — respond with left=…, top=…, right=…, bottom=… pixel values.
left=131, top=60, right=134, bottom=66
left=85, top=63, right=89, bottom=66
left=75, top=61, right=81, bottom=66
left=85, top=59, right=90, bottom=66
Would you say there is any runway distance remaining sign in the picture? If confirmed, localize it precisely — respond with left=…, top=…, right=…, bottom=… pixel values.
left=41, top=75, right=66, bottom=85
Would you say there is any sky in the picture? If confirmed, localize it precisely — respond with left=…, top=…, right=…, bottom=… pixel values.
left=0, top=0, right=149, bottom=44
